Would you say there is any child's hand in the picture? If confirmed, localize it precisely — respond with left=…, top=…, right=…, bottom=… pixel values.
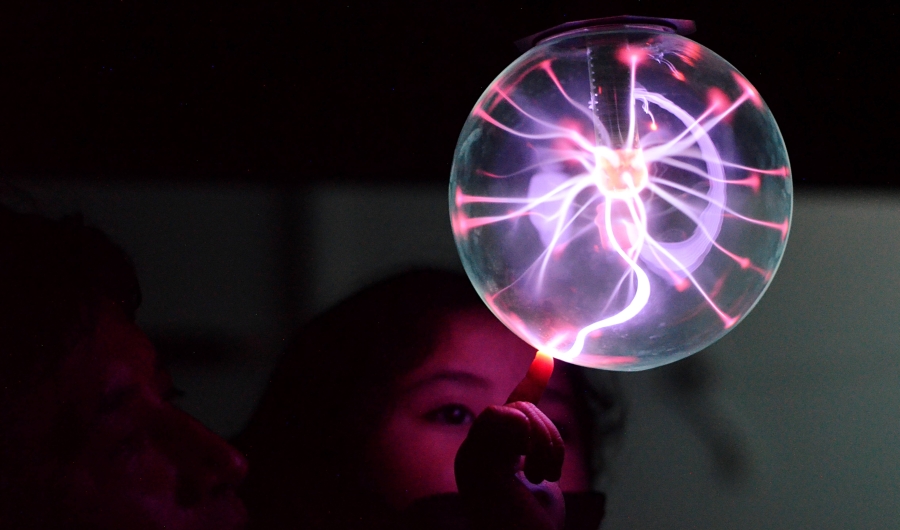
left=454, top=352, right=565, bottom=530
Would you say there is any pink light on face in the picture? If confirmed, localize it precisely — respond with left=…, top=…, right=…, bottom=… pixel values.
left=450, top=27, right=792, bottom=370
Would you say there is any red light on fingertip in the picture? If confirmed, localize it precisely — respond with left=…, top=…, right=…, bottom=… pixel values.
left=533, top=350, right=555, bottom=378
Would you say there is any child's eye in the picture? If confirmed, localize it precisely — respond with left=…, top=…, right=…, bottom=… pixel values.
left=425, top=404, right=476, bottom=426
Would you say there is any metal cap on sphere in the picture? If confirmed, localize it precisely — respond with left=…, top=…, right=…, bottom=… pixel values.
left=515, top=16, right=696, bottom=52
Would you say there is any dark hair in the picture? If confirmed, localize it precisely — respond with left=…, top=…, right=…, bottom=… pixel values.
left=0, top=205, right=141, bottom=403
left=237, top=269, right=625, bottom=529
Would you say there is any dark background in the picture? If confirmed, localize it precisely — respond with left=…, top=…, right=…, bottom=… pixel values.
left=1, top=0, right=897, bottom=187
left=3, top=3, right=900, bottom=528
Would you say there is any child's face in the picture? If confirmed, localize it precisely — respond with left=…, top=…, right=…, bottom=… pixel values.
left=365, top=309, right=590, bottom=509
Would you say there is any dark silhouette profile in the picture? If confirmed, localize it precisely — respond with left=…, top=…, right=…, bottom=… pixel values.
left=0, top=205, right=248, bottom=529
left=237, top=270, right=624, bottom=529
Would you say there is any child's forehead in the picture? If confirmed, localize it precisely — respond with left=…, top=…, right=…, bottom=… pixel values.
left=423, top=310, right=535, bottom=378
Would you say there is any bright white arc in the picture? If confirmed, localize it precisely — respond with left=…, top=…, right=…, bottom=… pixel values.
left=557, top=197, right=650, bottom=360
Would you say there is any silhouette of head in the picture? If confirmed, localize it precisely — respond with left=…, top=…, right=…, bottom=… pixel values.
left=0, top=206, right=248, bottom=530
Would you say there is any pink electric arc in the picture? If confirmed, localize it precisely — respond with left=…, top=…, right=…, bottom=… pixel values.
left=450, top=21, right=792, bottom=371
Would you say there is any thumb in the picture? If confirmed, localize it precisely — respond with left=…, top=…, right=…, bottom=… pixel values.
left=506, top=351, right=554, bottom=405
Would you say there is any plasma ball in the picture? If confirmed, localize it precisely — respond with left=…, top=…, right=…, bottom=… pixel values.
left=449, top=24, right=793, bottom=371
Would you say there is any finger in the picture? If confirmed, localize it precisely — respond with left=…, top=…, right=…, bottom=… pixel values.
left=506, top=350, right=554, bottom=405
left=455, top=405, right=530, bottom=486
left=509, top=402, right=565, bottom=484
left=515, top=402, right=553, bottom=484
left=533, top=405, right=564, bottom=483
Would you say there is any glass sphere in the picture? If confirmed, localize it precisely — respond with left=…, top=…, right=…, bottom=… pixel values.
left=449, top=23, right=792, bottom=371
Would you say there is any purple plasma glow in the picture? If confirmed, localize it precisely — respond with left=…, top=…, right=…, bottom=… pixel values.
left=450, top=27, right=792, bottom=370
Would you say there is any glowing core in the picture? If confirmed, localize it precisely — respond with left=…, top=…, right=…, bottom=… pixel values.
left=594, top=148, right=649, bottom=198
